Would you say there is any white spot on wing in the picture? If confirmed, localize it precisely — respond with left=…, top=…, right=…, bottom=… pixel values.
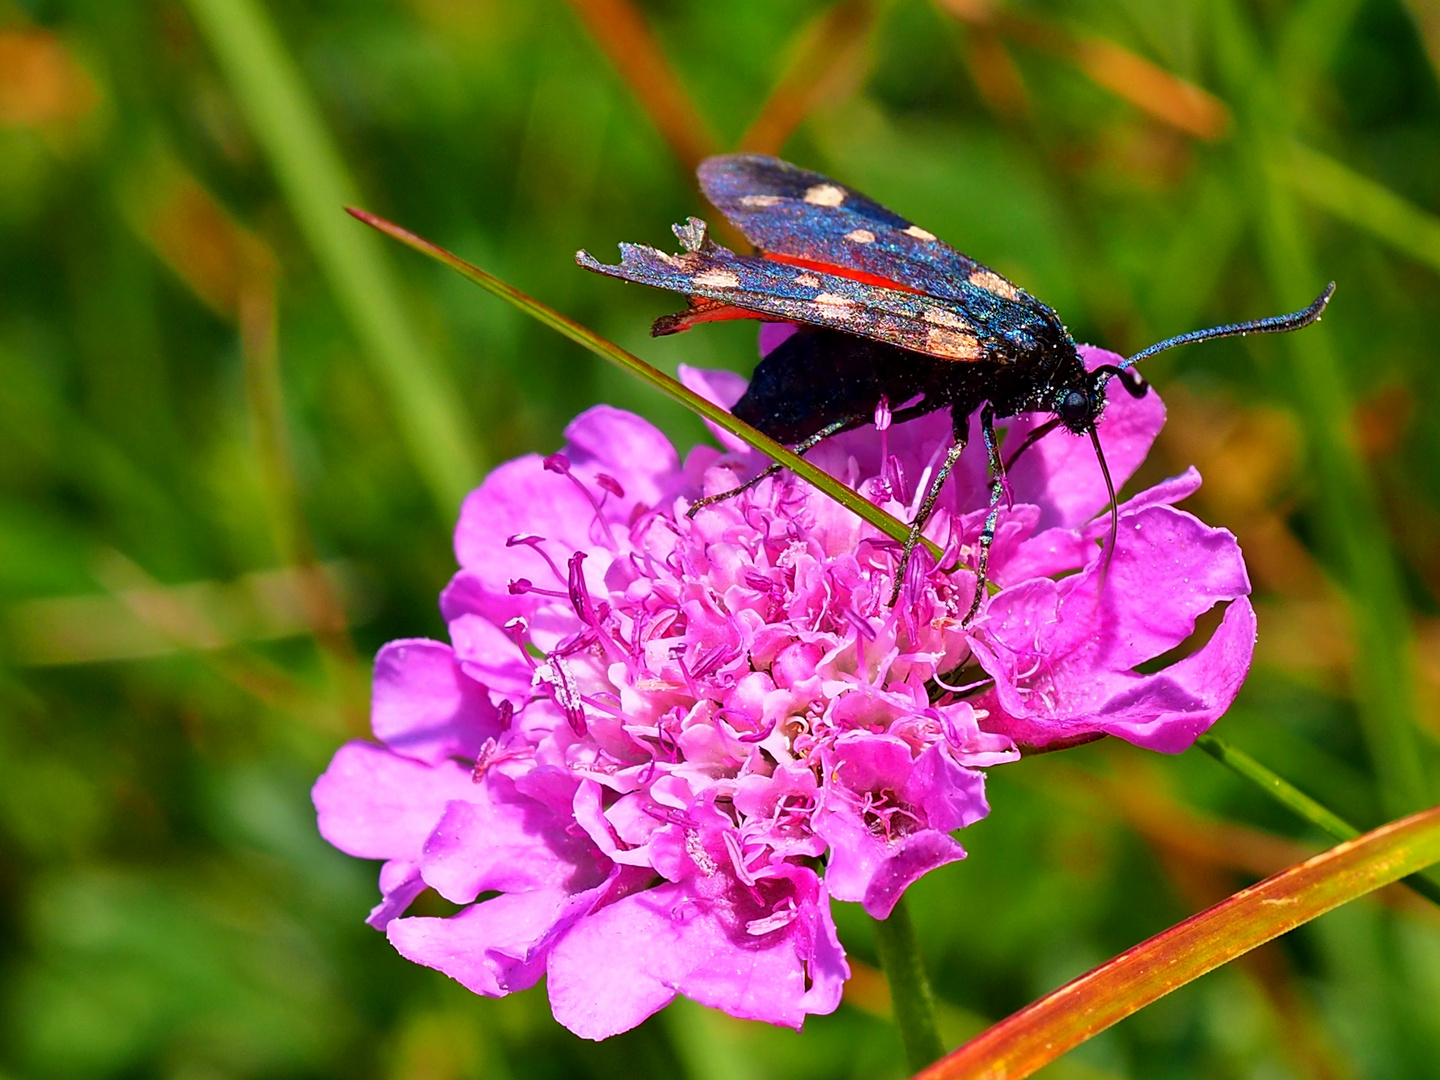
left=904, top=225, right=937, bottom=241
left=794, top=273, right=822, bottom=287
left=740, top=194, right=783, bottom=208
left=812, top=292, right=854, bottom=309
left=969, top=269, right=1020, bottom=301
left=845, top=229, right=876, bottom=244
left=926, top=326, right=983, bottom=361
left=804, top=184, right=846, bottom=207
left=693, top=269, right=741, bottom=288
left=923, top=307, right=971, bottom=329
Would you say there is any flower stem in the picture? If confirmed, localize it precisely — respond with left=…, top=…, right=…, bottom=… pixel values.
left=872, top=895, right=945, bottom=1070
left=1194, top=733, right=1440, bottom=908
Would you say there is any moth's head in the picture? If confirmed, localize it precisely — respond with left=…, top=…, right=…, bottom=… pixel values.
left=1054, top=382, right=1105, bottom=434
left=1053, top=362, right=1150, bottom=434
left=1058, top=364, right=1149, bottom=433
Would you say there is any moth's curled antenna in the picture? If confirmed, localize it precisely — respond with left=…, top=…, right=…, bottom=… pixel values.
left=1090, top=365, right=1149, bottom=400
left=1089, top=426, right=1119, bottom=589
left=1119, top=282, right=1336, bottom=371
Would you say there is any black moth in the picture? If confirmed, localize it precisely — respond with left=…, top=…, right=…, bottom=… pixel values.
left=578, top=154, right=1334, bottom=621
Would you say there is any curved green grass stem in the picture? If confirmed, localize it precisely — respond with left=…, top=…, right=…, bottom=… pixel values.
left=1195, top=733, right=1440, bottom=908
left=347, top=208, right=942, bottom=562
left=871, top=895, right=946, bottom=1071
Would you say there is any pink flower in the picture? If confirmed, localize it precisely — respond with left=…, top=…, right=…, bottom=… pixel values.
left=312, top=340, right=1253, bottom=1038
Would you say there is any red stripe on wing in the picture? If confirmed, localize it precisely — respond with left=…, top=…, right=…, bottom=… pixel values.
left=761, top=253, right=926, bottom=295
left=652, top=298, right=776, bottom=336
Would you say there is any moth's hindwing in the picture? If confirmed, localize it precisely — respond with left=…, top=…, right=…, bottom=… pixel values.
left=699, top=154, right=1039, bottom=312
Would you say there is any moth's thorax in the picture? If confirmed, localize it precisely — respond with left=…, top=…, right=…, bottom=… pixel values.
left=987, top=319, right=1085, bottom=419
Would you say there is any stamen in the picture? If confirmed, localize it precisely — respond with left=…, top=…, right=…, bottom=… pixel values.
left=502, top=617, right=539, bottom=669
left=931, top=668, right=994, bottom=694
left=543, top=655, right=587, bottom=734
left=543, top=453, right=619, bottom=547
left=506, top=534, right=568, bottom=586
left=509, top=578, right=568, bottom=599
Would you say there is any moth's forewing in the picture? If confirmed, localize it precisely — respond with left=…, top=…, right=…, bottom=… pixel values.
left=699, top=154, right=1034, bottom=311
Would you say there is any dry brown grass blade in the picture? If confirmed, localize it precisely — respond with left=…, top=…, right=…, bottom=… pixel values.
left=937, top=0, right=1230, bottom=140
left=738, top=0, right=877, bottom=155
left=124, top=155, right=367, bottom=732
left=959, top=27, right=1031, bottom=118
left=562, top=0, right=721, bottom=175
left=1069, top=35, right=1229, bottom=140
left=84, top=550, right=346, bottom=732
left=0, top=27, right=99, bottom=129
left=1401, top=0, right=1440, bottom=80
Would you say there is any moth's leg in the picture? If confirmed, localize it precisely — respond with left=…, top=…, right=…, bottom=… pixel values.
left=888, top=410, right=969, bottom=605
left=686, top=415, right=863, bottom=518
left=963, top=405, right=1006, bottom=624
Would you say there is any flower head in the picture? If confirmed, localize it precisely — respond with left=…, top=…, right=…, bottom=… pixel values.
left=313, top=339, right=1253, bottom=1038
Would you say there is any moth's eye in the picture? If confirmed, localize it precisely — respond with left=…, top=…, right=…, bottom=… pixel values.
left=1058, top=389, right=1089, bottom=423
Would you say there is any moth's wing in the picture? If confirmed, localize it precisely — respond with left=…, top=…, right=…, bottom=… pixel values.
left=732, top=327, right=932, bottom=444
left=699, top=154, right=1034, bottom=310
left=577, top=231, right=1012, bottom=364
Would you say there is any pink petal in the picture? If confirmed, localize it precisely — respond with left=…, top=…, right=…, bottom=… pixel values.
left=371, top=639, right=501, bottom=765
left=861, top=831, right=967, bottom=919
left=759, top=322, right=799, bottom=356
left=366, top=859, right=427, bottom=929
left=419, top=772, right=607, bottom=904
left=972, top=505, right=1254, bottom=752
left=547, top=869, right=842, bottom=1038
left=1093, top=595, right=1258, bottom=752
left=563, top=405, right=680, bottom=509
left=446, top=613, right=534, bottom=700
left=545, top=887, right=683, bottom=1039
left=312, top=742, right=476, bottom=861
left=679, top=365, right=752, bottom=453
left=388, top=886, right=596, bottom=997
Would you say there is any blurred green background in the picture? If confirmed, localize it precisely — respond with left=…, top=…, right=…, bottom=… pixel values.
left=2, top=0, right=1440, bottom=1077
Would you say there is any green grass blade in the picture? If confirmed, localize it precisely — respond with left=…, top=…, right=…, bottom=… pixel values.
left=1253, top=158, right=1430, bottom=817
left=182, top=0, right=482, bottom=515
left=1288, top=141, right=1440, bottom=276
left=347, top=207, right=942, bottom=560
left=1196, top=734, right=1440, bottom=907
left=915, top=803, right=1440, bottom=1080
left=1210, top=0, right=1432, bottom=818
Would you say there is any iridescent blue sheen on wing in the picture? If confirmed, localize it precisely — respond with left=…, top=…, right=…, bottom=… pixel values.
left=698, top=154, right=1045, bottom=315
left=577, top=219, right=1015, bottom=363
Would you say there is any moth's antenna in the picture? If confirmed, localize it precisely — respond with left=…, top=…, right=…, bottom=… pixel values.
left=1120, top=282, right=1335, bottom=371
left=1089, top=426, right=1119, bottom=588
